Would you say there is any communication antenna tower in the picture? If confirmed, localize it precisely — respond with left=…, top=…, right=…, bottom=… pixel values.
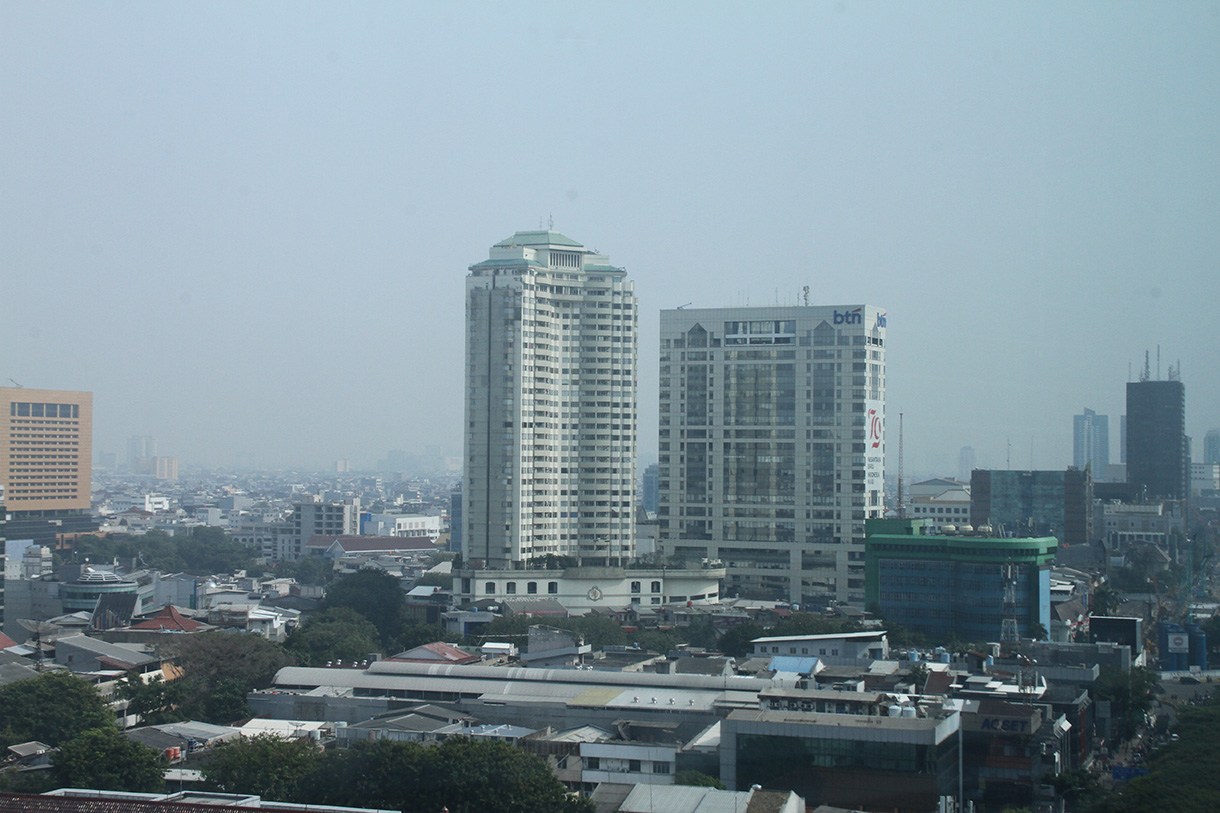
left=1140, top=350, right=1150, bottom=382
left=1000, top=562, right=1019, bottom=648
left=802, top=285, right=810, bottom=306
left=897, top=413, right=905, bottom=517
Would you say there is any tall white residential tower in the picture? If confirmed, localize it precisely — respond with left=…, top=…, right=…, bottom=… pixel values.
left=463, top=231, right=637, bottom=569
left=657, top=305, right=886, bottom=607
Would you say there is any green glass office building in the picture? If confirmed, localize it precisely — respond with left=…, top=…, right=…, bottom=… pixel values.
left=865, top=519, right=1055, bottom=641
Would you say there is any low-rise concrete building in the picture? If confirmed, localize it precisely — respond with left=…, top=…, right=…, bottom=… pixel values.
left=455, top=564, right=725, bottom=615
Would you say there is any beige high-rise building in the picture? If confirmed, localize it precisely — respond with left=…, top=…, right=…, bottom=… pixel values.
left=1, top=388, right=93, bottom=513
left=463, top=230, right=638, bottom=569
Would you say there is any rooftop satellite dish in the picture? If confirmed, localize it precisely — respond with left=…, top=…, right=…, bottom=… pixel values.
left=17, top=619, right=61, bottom=636
left=17, top=619, right=61, bottom=672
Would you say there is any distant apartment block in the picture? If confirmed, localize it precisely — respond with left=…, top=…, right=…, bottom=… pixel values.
left=970, top=468, right=1091, bottom=547
left=640, top=462, right=659, bottom=515
left=958, top=446, right=976, bottom=484
left=281, top=499, right=360, bottom=561
left=1126, top=379, right=1187, bottom=501
left=1204, top=429, right=1220, bottom=466
left=1072, top=408, right=1109, bottom=474
left=907, top=478, right=970, bottom=531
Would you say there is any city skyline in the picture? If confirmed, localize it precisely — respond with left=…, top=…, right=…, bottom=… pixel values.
left=3, top=3, right=1218, bottom=474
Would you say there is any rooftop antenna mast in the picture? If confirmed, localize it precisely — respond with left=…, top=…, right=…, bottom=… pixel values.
left=897, top=413, right=905, bottom=517
left=802, top=285, right=810, bottom=306
left=1140, top=350, right=1150, bottom=382
left=1157, top=345, right=1161, bottom=380
left=1000, top=562, right=1019, bottom=650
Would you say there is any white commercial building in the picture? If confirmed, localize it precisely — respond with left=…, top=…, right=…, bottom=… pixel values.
left=456, top=563, right=726, bottom=614
left=463, top=230, right=637, bottom=569
left=657, top=305, right=886, bottom=607
left=363, top=513, right=443, bottom=540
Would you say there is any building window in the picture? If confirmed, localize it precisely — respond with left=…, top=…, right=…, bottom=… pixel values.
left=506, top=582, right=517, bottom=594
left=485, top=582, right=496, bottom=594
left=527, top=581, right=538, bottom=594
left=629, top=760, right=641, bottom=773
left=548, top=581, right=558, bottom=594
left=631, top=581, right=641, bottom=593
left=586, top=757, right=599, bottom=770
left=651, top=581, right=661, bottom=593
left=653, top=761, right=671, bottom=774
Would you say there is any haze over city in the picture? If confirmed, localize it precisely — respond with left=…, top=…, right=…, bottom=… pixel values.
left=3, top=2, right=1217, bottom=474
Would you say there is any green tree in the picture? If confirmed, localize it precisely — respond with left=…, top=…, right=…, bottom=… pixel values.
left=770, top=613, right=862, bottom=638
left=416, top=737, right=591, bottom=813
left=305, top=739, right=427, bottom=810
left=52, top=727, right=165, bottom=792
left=674, top=770, right=726, bottom=789
left=1105, top=701, right=1220, bottom=812
left=564, top=615, right=627, bottom=650
left=119, top=673, right=187, bottom=726
left=1054, top=768, right=1109, bottom=812
left=1091, top=583, right=1122, bottom=617
left=276, top=555, right=334, bottom=586
left=413, top=572, right=454, bottom=590
left=286, top=607, right=381, bottom=666
left=159, top=631, right=294, bottom=724
left=718, top=622, right=766, bottom=658
left=1094, top=666, right=1158, bottom=743
left=907, top=661, right=930, bottom=690
left=321, top=569, right=407, bottom=644
left=201, top=734, right=319, bottom=802
left=0, top=671, right=115, bottom=749
left=308, top=737, right=591, bottom=813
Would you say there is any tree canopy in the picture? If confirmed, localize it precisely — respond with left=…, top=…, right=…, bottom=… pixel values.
left=157, top=631, right=294, bottom=724
left=285, top=607, right=380, bottom=666
left=52, top=727, right=165, bottom=792
left=202, top=735, right=591, bottom=813
left=1098, top=696, right=1220, bottom=812
left=203, top=734, right=319, bottom=801
left=321, top=569, right=407, bottom=645
left=0, top=672, right=115, bottom=749
left=70, top=527, right=258, bottom=576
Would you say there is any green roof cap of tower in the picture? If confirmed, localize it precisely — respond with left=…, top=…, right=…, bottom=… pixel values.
left=494, top=230, right=585, bottom=248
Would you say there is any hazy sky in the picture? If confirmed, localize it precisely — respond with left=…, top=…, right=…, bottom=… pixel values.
left=3, top=2, right=1218, bottom=476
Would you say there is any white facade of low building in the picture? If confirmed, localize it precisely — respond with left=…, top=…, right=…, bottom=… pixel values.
left=456, top=565, right=725, bottom=614
left=580, top=740, right=677, bottom=786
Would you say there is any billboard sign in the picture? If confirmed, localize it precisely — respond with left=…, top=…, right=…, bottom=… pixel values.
left=1168, top=633, right=1189, bottom=653
left=865, top=401, right=884, bottom=492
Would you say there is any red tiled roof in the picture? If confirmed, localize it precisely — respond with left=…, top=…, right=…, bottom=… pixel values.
left=0, top=632, right=17, bottom=648
left=129, top=605, right=207, bottom=632
left=386, top=641, right=479, bottom=664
